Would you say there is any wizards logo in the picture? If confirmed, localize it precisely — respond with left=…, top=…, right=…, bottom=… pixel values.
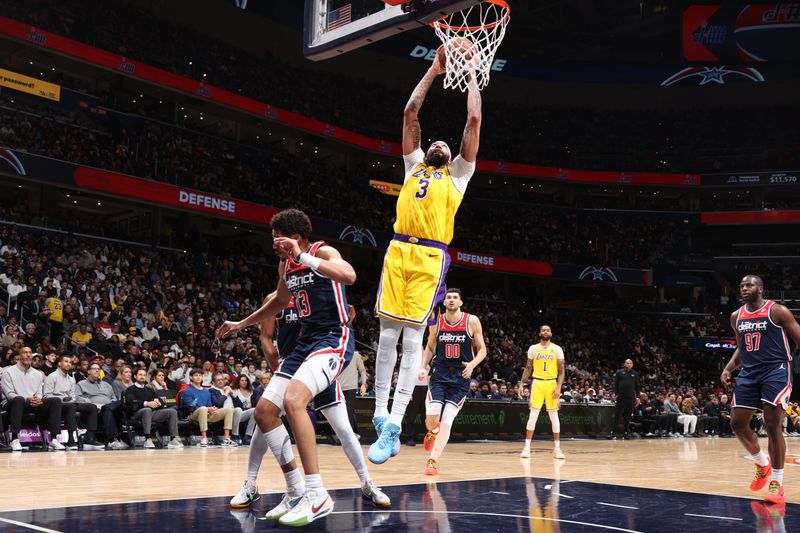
left=0, top=148, right=26, bottom=176
left=579, top=266, right=618, bottom=282
left=339, top=226, right=377, bottom=247
left=661, top=66, right=764, bottom=86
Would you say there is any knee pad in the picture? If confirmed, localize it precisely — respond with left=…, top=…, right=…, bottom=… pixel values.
left=426, top=401, right=443, bottom=418
left=527, top=409, right=540, bottom=431
left=548, top=410, right=560, bottom=433
left=440, top=403, right=461, bottom=426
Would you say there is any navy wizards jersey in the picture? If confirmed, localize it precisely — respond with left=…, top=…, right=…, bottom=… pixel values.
left=736, top=300, right=792, bottom=370
left=431, top=312, right=474, bottom=383
left=276, top=297, right=300, bottom=356
left=283, top=241, right=349, bottom=335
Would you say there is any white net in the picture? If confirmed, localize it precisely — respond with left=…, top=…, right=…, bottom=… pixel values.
left=431, top=0, right=510, bottom=92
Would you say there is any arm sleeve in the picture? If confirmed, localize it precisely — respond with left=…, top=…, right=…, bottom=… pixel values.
left=357, top=355, right=367, bottom=385
left=403, top=148, right=425, bottom=178
left=556, top=346, right=565, bottom=360
left=634, top=372, right=641, bottom=397
left=526, top=345, right=535, bottom=360
left=1, top=370, right=17, bottom=400
left=42, top=373, right=56, bottom=399
left=614, top=372, right=620, bottom=395
left=449, top=156, right=476, bottom=195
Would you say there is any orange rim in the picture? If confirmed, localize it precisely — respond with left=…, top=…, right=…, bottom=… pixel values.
left=430, top=0, right=510, bottom=32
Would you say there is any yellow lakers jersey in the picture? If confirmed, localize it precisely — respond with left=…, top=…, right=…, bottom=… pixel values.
left=527, top=342, right=564, bottom=380
left=393, top=157, right=465, bottom=245
left=46, top=297, right=64, bottom=323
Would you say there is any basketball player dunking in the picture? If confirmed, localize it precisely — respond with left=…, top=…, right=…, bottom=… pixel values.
left=722, top=275, right=800, bottom=506
left=519, top=325, right=566, bottom=460
left=369, top=47, right=482, bottom=464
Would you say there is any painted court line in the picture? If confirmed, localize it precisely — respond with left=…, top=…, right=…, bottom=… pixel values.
left=597, top=502, right=639, bottom=510
left=552, top=491, right=574, bottom=499
left=331, top=510, right=644, bottom=532
left=489, top=491, right=510, bottom=495
left=684, top=513, right=743, bottom=521
left=0, top=517, right=62, bottom=533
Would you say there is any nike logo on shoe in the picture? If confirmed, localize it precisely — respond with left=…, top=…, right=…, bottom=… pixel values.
left=312, top=497, right=329, bottom=514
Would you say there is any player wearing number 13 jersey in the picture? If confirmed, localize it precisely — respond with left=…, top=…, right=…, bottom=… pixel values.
left=722, top=275, right=800, bottom=505
left=369, top=52, right=483, bottom=466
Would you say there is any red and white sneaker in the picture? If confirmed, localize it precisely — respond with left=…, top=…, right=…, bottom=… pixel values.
left=423, top=429, right=438, bottom=453
left=764, top=480, right=785, bottom=505
left=750, top=462, right=772, bottom=492
left=425, top=458, right=438, bottom=476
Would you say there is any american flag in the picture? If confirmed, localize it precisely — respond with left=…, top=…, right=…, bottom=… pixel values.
left=327, top=4, right=352, bottom=30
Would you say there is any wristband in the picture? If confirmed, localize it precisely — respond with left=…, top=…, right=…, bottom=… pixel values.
left=297, top=252, right=321, bottom=271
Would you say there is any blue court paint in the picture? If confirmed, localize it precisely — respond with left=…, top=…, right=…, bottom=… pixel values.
left=0, top=477, right=797, bottom=532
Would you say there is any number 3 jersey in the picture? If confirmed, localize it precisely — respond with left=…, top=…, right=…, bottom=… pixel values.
left=431, top=312, right=475, bottom=383
left=283, top=241, right=349, bottom=336
left=736, top=300, right=792, bottom=371
left=393, top=148, right=475, bottom=244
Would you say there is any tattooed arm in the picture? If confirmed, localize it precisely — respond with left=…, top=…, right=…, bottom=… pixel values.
left=459, top=73, right=482, bottom=162
left=403, top=53, right=444, bottom=155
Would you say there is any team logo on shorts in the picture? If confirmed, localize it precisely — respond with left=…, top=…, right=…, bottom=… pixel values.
left=328, top=357, right=338, bottom=372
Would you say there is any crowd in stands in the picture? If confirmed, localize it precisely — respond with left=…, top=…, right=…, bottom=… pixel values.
left=3, top=0, right=800, bottom=173
left=0, top=95, right=696, bottom=268
left=0, top=209, right=753, bottom=450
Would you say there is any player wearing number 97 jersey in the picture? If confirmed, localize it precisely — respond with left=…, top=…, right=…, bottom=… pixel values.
left=722, top=274, right=800, bottom=506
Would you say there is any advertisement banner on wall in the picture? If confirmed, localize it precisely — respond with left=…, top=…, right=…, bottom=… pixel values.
left=354, top=397, right=615, bottom=440
left=2, top=148, right=651, bottom=285
left=0, top=67, right=61, bottom=101
left=691, top=337, right=737, bottom=352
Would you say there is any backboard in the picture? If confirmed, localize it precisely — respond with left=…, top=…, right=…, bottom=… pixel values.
left=303, top=0, right=480, bottom=61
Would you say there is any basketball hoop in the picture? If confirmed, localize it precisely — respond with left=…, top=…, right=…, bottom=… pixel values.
left=430, top=0, right=510, bottom=92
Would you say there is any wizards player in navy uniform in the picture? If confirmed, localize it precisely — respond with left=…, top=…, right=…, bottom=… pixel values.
left=228, top=291, right=390, bottom=514
left=218, top=209, right=356, bottom=526
left=418, top=288, right=486, bottom=475
left=722, top=275, right=800, bottom=506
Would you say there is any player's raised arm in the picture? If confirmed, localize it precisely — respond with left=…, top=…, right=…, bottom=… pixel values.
left=217, top=266, right=292, bottom=339
left=458, top=73, right=482, bottom=162
left=273, top=239, right=357, bottom=286
left=419, top=324, right=439, bottom=380
left=721, top=310, right=743, bottom=386
left=402, top=50, right=444, bottom=155
left=462, top=315, right=487, bottom=379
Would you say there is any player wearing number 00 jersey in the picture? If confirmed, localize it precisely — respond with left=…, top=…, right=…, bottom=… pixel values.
left=722, top=275, right=800, bottom=506
left=418, top=288, right=486, bottom=475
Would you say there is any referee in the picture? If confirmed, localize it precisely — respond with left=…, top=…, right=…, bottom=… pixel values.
left=610, top=359, right=639, bottom=439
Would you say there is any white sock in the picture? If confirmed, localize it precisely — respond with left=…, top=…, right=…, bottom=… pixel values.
left=265, top=425, right=294, bottom=466
left=374, top=319, right=402, bottom=419
left=323, top=402, right=369, bottom=484
left=773, top=468, right=784, bottom=484
left=430, top=423, right=452, bottom=461
left=388, top=325, right=424, bottom=428
left=285, top=468, right=305, bottom=498
left=246, top=426, right=268, bottom=484
left=305, top=473, right=326, bottom=504
left=524, top=439, right=531, bottom=448
left=753, top=450, right=770, bottom=467
left=554, top=440, right=561, bottom=451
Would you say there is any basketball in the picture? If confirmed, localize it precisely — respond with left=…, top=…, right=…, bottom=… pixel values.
left=438, top=36, right=476, bottom=64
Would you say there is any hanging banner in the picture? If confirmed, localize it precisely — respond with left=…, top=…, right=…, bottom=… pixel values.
left=0, top=67, right=61, bottom=101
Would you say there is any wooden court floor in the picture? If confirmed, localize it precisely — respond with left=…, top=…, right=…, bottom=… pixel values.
left=2, top=436, right=799, bottom=512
